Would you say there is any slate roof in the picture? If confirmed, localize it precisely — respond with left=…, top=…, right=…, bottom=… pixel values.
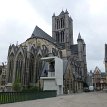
left=31, top=26, right=56, bottom=44
left=70, top=44, right=78, bottom=54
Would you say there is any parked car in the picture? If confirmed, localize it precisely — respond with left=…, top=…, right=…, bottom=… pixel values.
left=89, top=86, right=94, bottom=92
left=84, top=87, right=89, bottom=92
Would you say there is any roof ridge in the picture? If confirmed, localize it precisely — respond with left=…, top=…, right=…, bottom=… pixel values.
left=35, top=26, right=50, bottom=37
left=31, top=25, right=56, bottom=43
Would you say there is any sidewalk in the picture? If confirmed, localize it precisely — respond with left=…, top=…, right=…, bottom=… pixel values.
left=1, top=92, right=107, bottom=107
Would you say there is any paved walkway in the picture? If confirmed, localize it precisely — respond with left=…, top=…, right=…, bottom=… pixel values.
left=1, top=92, right=107, bottom=107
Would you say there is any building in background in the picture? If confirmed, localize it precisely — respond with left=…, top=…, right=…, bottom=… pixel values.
left=0, top=63, right=7, bottom=92
left=6, top=10, right=87, bottom=93
left=87, top=70, right=93, bottom=86
left=87, top=67, right=107, bottom=90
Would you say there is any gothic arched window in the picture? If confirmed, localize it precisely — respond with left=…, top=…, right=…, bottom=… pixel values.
left=8, top=53, right=14, bottom=83
left=29, top=53, right=35, bottom=83
left=61, top=31, right=64, bottom=42
left=15, top=52, right=23, bottom=82
left=57, top=19, right=60, bottom=29
left=36, top=54, right=42, bottom=83
left=61, top=18, right=64, bottom=28
left=56, top=32, right=59, bottom=42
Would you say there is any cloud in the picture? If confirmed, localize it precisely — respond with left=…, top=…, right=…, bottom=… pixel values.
left=0, top=0, right=106, bottom=72
left=88, top=0, right=107, bottom=15
left=0, top=0, right=51, bottom=64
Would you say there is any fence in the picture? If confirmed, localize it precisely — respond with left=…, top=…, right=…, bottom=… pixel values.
left=0, top=91, right=56, bottom=104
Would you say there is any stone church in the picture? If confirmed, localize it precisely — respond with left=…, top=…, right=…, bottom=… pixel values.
left=6, top=10, right=87, bottom=93
left=105, top=44, right=107, bottom=74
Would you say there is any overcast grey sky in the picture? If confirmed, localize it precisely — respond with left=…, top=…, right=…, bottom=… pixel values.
left=0, top=0, right=107, bottom=72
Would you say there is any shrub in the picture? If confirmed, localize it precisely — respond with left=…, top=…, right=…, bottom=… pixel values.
left=22, top=86, right=41, bottom=92
left=12, top=82, right=22, bottom=92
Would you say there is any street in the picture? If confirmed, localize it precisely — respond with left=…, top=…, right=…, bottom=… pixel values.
left=1, top=92, right=107, bottom=107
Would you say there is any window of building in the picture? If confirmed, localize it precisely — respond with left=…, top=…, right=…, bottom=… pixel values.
left=8, top=53, right=14, bottom=83
left=61, top=18, right=64, bottom=28
left=56, top=32, right=59, bottom=42
left=15, top=52, right=23, bottom=82
left=61, top=31, right=64, bottom=42
left=29, top=53, right=35, bottom=83
left=36, top=54, right=42, bottom=83
left=57, top=19, right=60, bottom=29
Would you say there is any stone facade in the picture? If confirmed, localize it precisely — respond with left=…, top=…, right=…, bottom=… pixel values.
left=92, top=67, right=107, bottom=90
left=6, top=10, right=87, bottom=93
left=0, top=64, right=7, bottom=91
left=52, top=10, right=73, bottom=48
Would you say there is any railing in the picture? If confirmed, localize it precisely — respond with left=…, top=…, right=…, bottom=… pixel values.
left=0, top=91, right=56, bottom=104
left=48, top=72, right=55, bottom=77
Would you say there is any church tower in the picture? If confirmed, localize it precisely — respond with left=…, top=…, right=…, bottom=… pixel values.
left=52, top=10, right=73, bottom=48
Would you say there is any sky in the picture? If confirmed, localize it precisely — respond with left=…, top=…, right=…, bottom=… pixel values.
left=0, top=0, right=107, bottom=72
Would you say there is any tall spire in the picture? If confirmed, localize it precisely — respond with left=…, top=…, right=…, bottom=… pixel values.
left=16, top=41, right=18, bottom=46
left=65, top=9, right=69, bottom=14
left=78, top=32, right=81, bottom=39
left=53, top=12, right=55, bottom=17
left=77, top=32, right=83, bottom=42
left=60, top=9, right=64, bottom=15
left=83, top=39, right=85, bottom=44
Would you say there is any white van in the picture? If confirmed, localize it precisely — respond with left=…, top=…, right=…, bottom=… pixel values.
left=89, top=86, right=94, bottom=91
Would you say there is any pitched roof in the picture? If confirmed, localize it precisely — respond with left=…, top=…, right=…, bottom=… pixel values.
left=94, top=66, right=101, bottom=74
left=31, top=26, right=56, bottom=44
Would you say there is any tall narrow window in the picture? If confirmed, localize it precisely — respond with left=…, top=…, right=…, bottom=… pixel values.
left=61, top=31, right=64, bottom=42
left=56, top=33, right=58, bottom=42
left=8, top=53, right=14, bottom=83
left=62, top=31, right=64, bottom=42
left=29, top=53, right=34, bottom=83
left=61, top=18, right=64, bottom=28
left=36, top=55, right=42, bottom=83
left=15, top=52, right=23, bottom=82
left=57, top=19, right=60, bottom=29
left=56, top=32, right=59, bottom=42
left=61, top=32, right=62, bottom=42
left=24, top=58, right=29, bottom=85
left=62, top=19, right=64, bottom=28
left=57, top=19, right=58, bottom=29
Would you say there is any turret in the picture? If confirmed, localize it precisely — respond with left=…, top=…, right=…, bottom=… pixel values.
left=53, top=13, right=55, bottom=17
left=65, top=9, right=69, bottom=14
left=77, top=33, right=83, bottom=61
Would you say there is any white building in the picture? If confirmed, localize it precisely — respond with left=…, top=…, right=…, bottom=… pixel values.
left=40, top=56, right=63, bottom=95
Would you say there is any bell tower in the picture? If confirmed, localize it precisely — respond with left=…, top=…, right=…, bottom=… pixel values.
left=52, top=9, right=73, bottom=48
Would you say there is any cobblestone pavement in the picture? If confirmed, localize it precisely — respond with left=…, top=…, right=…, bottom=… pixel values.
left=1, top=92, right=107, bottom=107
